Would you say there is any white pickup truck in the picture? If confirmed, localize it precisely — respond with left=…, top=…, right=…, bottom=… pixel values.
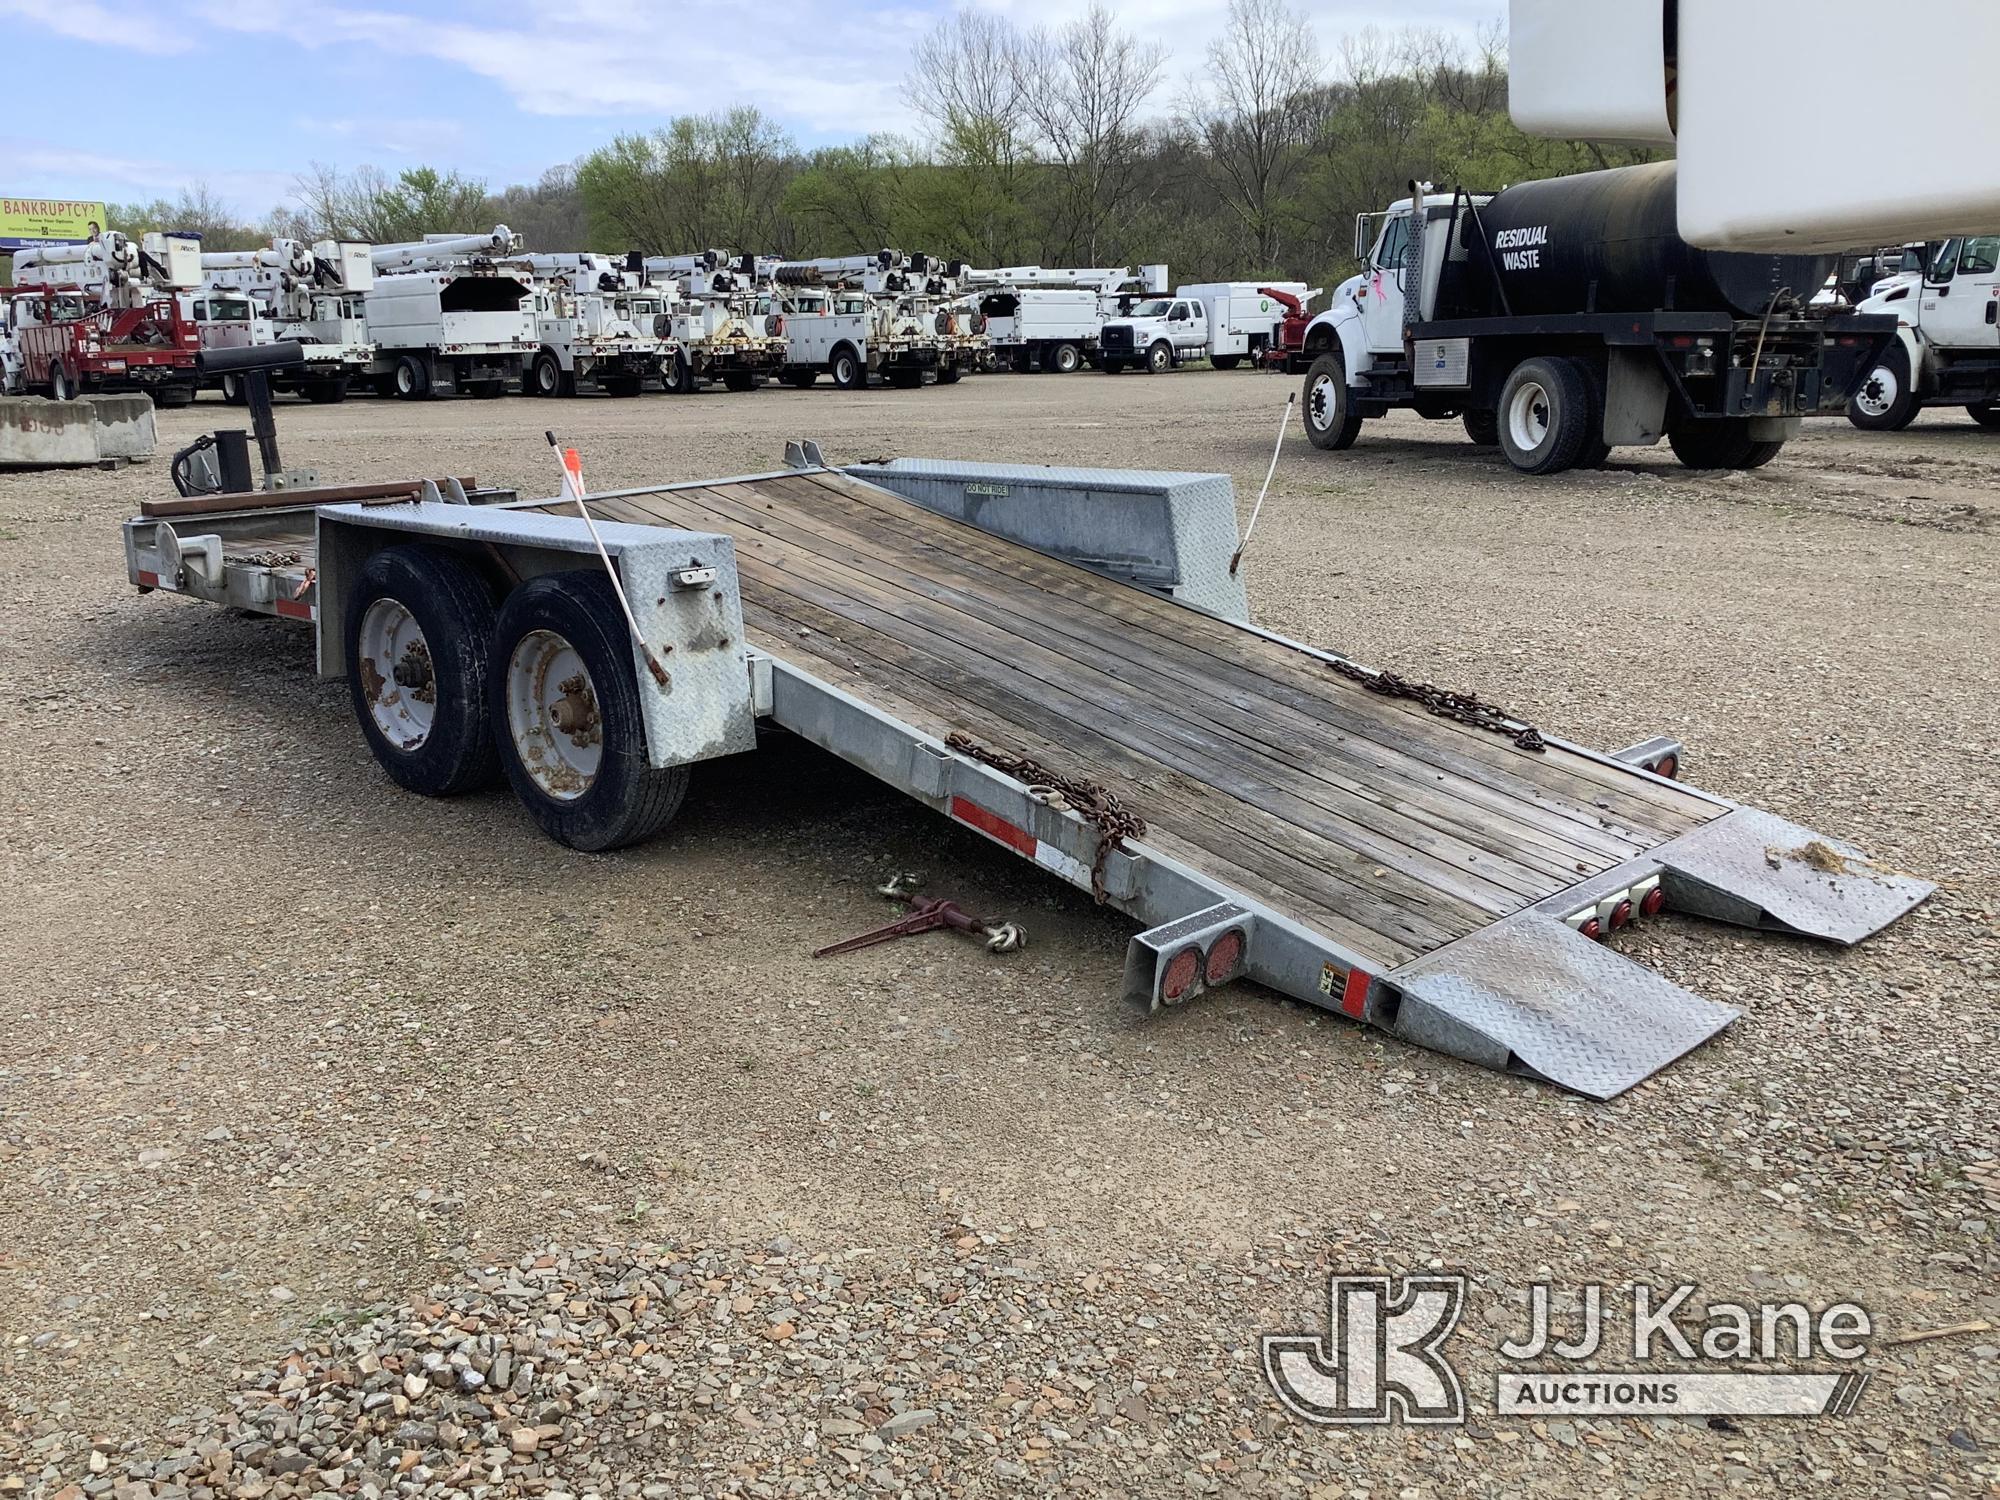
left=1098, top=295, right=1210, bottom=374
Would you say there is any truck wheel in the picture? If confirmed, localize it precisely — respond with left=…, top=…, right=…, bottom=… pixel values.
left=831, top=347, right=864, bottom=390
left=1462, top=409, right=1500, bottom=447
left=785, top=370, right=818, bottom=388
left=1668, top=423, right=1785, bottom=470
left=1145, top=341, right=1173, bottom=374
left=392, top=354, right=431, bottom=400
left=1567, top=357, right=1614, bottom=469
left=1497, top=357, right=1592, bottom=475
left=531, top=352, right=561, bottom=397
left=220, top=373, right=246, bottom=406
left=491, top=571, right=691, bottom=852
left=345, top=546, right=500, bottom=798
left=49, top=363, right=76, bottom=401
left=887, top=368, right=923, bottom=389
left=305, top=379, right=348, bottom=404
left=1052, top=342, right=1081, bottom=374
left=1101, top=359, right=1125, bottom=374
left=1967, top=404, right=2000, bottom=430
left=721, top=370, right=759, bottom=392
left=936, top=365, right=962, bottom=385
left=1211, top=354, right=1241, bottom=371
left=1848, top=346, right=1919, bottom=431
left=602, top=375, right=644, bottom=397
left=662, top=350, right=696, bottom=394
left=1302, top=352, right=1364, bottom=451
left=154, top=385, right=196, bottom=409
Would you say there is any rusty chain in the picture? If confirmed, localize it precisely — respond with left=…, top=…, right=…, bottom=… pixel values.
left=945, top=732, right=1147, bottom=904
left=1323, top=658, right=1547, bottom=754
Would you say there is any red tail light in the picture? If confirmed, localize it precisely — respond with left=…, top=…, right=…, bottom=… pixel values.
left=1162, top=947, right=1202, bottom=1003
left=1610, top=899, right=1634, bottom=930
left=1204, top=928, right=1246, bottom=985
left=1640, top=886, right=1667, bottom=918
left=1651, top=752, right=1679, bottom=780
left=1580, top=917, right=1604, bottom=941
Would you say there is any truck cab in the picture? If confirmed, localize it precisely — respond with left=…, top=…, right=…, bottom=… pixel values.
left=1099, top=296, right=1207, bottom=373
left=1849, top=235, right=2000, bottom=431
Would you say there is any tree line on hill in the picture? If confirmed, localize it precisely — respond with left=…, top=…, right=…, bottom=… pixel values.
left=101, top=4, right=1654, bottom=293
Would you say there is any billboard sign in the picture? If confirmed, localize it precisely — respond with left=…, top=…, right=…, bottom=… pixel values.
left=1, top=198, right=108, bottom=252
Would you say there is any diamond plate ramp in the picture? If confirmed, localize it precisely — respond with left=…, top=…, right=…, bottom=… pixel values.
left=1657, top=808, right=1934, bottom=945
left=1387, top=915, right=1739, bottom=1100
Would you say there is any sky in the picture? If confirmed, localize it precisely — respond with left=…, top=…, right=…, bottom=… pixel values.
left=1, top=0, right=1497, bottom=223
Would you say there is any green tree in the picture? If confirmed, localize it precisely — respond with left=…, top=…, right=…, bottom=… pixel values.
left=577, top=108, right=797, bottom=256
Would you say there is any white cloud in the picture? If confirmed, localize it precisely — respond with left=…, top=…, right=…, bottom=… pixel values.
left=0, top=0, right=193, bottom=52
left=0, top=136, right=294, bottom=215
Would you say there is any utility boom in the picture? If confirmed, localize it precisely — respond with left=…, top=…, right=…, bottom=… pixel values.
left=195, top=239, right=376, bottom=404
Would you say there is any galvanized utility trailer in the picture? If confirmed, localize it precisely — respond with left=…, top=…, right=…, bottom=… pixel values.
left=122, top=451, right=1931, bottom=1098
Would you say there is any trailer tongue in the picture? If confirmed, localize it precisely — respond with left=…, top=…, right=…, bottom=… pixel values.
left=122, top=452, right=1930, bottom=1097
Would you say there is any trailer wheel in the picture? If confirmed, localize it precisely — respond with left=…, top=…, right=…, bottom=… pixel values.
left=491, top=571, right=691, bottom=852
left=1145, top=341, right=1173, bottom=374
left=1668, top=422, right=1785, bottom=471
left=1052, top=342, right=1081, bottom=374
left=1497, top=357, right=1592, bottom=475
left=392, top=355, right=431, bottom=400
left=49, top=363, right=76, bottom=401
left=344, top=546, right=500, bottom=798
left=531, top=352, right=562, bottom=397
left=831, top=346, right=864, bottom=390
left=1848, top=346, right=1919, bottom=431
left=1967, top=404, right=2000, bottom=430
left=1302, top=352, right=1364, bottom=451
left=1210, top=354, right=1241, bottom=371
left=1462, top=409, right=1500, bottom=447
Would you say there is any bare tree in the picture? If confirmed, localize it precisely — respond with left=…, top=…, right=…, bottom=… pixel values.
left=1014, top=5, right=1166, bottom=263
left=1190, top=0, right=1322, bottom=271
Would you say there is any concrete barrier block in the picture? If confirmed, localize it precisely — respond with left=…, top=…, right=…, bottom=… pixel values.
left=0, top=394, right=159, bottom=468
left=85, top=394, right=158, bottom=461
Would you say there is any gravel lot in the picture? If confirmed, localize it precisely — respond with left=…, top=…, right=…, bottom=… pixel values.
left=2, top=372, right=1995, bottom=1498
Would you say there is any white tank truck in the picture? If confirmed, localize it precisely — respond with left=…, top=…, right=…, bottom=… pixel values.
left=364, top=227, right=537, bottom=399
left=768, top=251, right=979, bottom=390
left=506, top=252, right=673, bottom=397
left=193, top=239, right=375, bottom=404
left=641, top=251, right=787, bottom=393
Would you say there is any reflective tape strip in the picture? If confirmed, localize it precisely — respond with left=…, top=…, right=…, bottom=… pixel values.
left=1341, top=967, right=1371, bottom=1019
left=274, top=597, right=313, bottom=620
left=949, top=796, right=1036, bottom=858
left=136, top=569, right=160, bottom=587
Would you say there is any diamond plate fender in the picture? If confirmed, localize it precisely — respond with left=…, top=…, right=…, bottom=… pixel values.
left=1386, top=914, right=1739, bottom=1101
left=1654, top=808, right=1934, bottom=945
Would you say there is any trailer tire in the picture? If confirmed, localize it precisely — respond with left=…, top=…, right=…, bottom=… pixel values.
left=531, top=352, right=562, bottom=397
left=831, top=346, right=864, bottom=390
left=49, top=363, right=77, bottom=401
left=344, top=545, right=500, bottom=799
left=392, top=354, right=431, bottom=400
left=1211, top=354, right=1242, bottom=371
left=1052, top=342, right=1081, bottom=374
left=1848, top=345, right=1919, bottom=431
left=491, top=571, right=691, bottom=853
left=1668, top=422, right=1785, bottom=471
left=1967, top=404, right=2000, bottom=430
left=1497, top=356, right=1592, bottom=475
left=1462, top=409, right=1500, bottom=447
left=1145, top=341, right=1173, bottom=374
left=1302, top=352, right=1364, bottom=451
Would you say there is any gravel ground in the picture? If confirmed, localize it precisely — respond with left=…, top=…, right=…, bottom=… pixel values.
left=1, top=372, right=1995, bottom=1497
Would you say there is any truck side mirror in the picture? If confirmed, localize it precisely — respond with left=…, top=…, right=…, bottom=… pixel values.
left=1353, top=214, right=1373, bottom=262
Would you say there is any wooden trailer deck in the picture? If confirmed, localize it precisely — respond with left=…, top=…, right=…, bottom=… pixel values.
left=558, top=469, right=1727, bottom=972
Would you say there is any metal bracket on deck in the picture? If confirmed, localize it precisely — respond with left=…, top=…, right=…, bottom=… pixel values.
left=1613, top=734, right=1685, bottom=779
left=1124, top=903, right=1255, bottom=1012
left=1654, top=807, right=1933, bottom=945
left=152, top=522, right=222, bottom=588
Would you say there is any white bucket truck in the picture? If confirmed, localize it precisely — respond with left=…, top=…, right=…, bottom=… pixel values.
left=512, top=253, right=671, bottom=397
left=196, top=239, right=375, bottom=403
left=365, top=227, right=536, bottom=399
left=770, top=251, right=976, bottom=389
left=966, top=266, right=1127, bottom=373
left=642, top=251, right=787, bottom=393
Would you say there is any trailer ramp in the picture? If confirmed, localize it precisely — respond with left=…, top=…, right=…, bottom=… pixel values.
left=543, top=465, right=1928, bottom=1096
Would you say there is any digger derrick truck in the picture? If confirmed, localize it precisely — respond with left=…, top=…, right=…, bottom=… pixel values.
left=511, top=253, right=670, bottom=397
left=1298, top=162, right=1899, bottom=474
left=964, top=266, right=1127, bottom=374
left=8, top=232, right=202, bottom=405
left=196, top=239, right=375, bottom=404
left=365, top=228, right=536, bottom=399
left=642, top=252, right=786, bottom=393
left=768, top=251, right=978, bottom=390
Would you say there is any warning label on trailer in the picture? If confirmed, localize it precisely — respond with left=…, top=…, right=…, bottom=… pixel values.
left=0, top=197, right=107, bottom=251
